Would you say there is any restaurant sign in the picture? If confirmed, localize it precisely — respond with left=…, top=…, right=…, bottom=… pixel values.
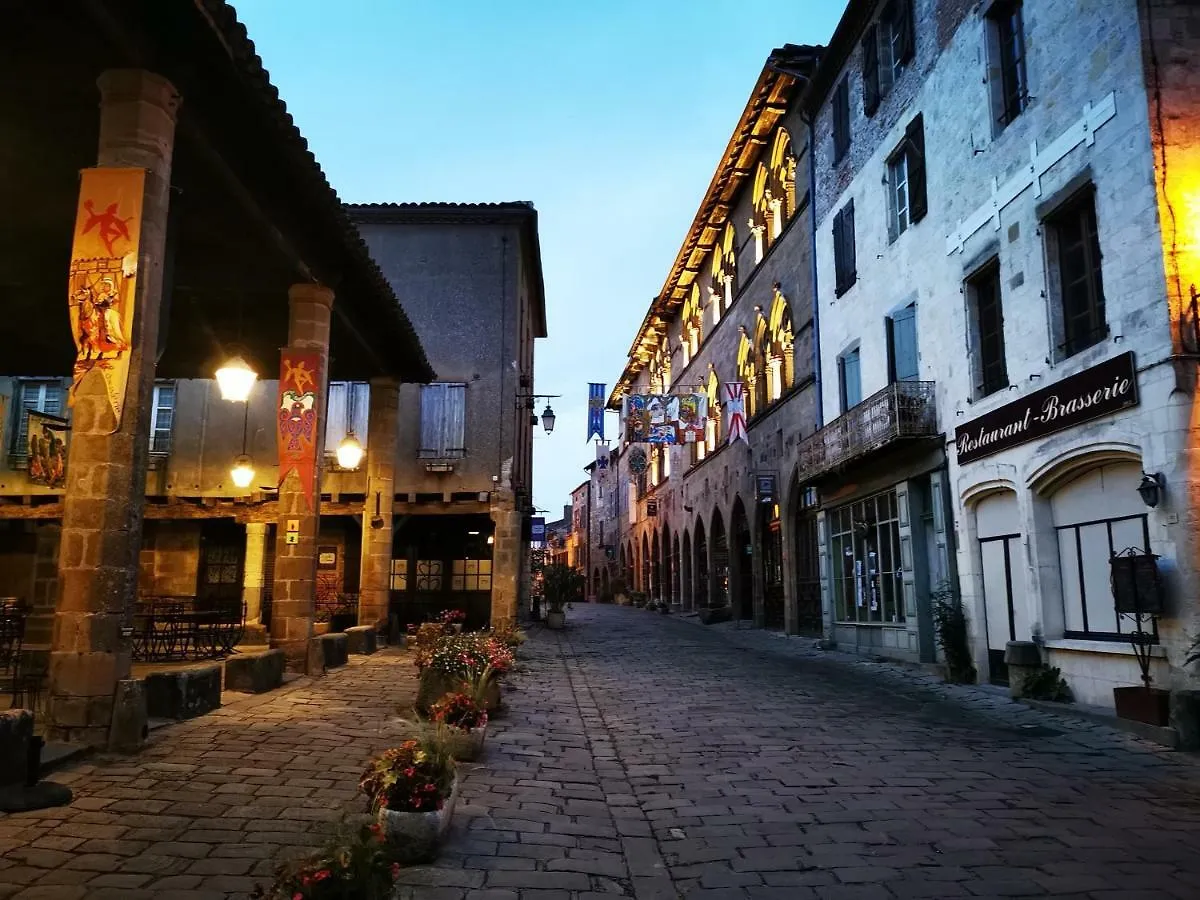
left=955, top=351, right=1138, bottom=465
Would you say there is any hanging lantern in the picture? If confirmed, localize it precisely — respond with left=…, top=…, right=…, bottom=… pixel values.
left=541, top=404, right=556, bottom=434
left=230, top=454, right=255, bottom=489
left=215, top=355, right=257, bottom=402
left=336, top=432, right=365, bottom=470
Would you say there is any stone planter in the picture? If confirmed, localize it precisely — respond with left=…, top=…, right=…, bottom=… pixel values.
left=313, top=621, right=331, bottom=637
left=1114, top=686, right=1171, bottom=727
left=546, top=610, right=565, bottom=630
left=449, top=623, right=464, bottom=634
left=447, top=724, right=488, bottom=761
left=417, top=669, right=501, bottom=714
left=378, top=777, right=459, bottom=863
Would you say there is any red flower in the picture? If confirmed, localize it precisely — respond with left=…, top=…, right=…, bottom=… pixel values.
left=391, top=862, right=402, bottom=879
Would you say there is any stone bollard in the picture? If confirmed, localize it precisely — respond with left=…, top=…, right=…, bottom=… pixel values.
left=109, top=679, right=149, bottom=752
left=345, top=625, right=378, bottom=656
left=1005, top=641, right=1043, bottom=699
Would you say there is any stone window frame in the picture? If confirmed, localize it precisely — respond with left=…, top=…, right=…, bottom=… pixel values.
left=1039, top=177, right=1108, bottom=362
left=963, top=254, right=1010, bottom=400
left=833, top=199, right=857, bottom=297
left=862, top=0, right=916, bottom=117
left=836, top=342, right=863, bottom=414
left=983, top=0, right=1029, bottom=136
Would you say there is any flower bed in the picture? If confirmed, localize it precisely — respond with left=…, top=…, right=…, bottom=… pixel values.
left=251, top=820, right=403, bottom=899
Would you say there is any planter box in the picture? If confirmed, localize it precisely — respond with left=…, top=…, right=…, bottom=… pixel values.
left=447, top=724, right=488, bottom=761
left=417, top=670, right=501, bottom=714
left=379, top=777, right=459, bottom=863
left=546, top=610, right=565, bottom=630
left=1114, top=686, right=1171, bottom=727
left=313, top=622, right=331, bottom=637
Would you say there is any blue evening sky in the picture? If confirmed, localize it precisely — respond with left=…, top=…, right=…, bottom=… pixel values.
left=234, top=0, right=846, bottom=518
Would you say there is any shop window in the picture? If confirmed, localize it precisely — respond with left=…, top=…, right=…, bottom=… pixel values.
left=419, top=383, right=466, bottom=458
left=862, top=0, right=915, bottom=116
left=1045, top=187, right=1107, bottom=359
left=10, top=379, right=65, bottom=458
left=886, top=304, right=919, bottom=383
left=833, top=200, right=857, bottom=297
left=829, top=490, right=905, bottom=625
left=966, top=260, right=1009, bottom=397
left=832, top=76, right=851, bottom=164
left=886, top=115, right=927, bottom=242
left=986, top=0, right=1028, bottom=132
left=149, top=382, right=176, bottom=454
left=415, top=559, right=443, bottom=591
left=451, top=559, right=492, bottom=592
left=390, top=559, right=408, bottom=591
left=1051, top=463, right=1151, bottom=641
left=837, top=347, right=862, bottom=413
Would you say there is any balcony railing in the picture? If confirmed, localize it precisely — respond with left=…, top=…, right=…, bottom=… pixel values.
left=799, top=381, right=938, bottom=479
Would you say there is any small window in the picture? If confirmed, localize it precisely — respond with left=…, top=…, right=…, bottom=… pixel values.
left=987, top=0, right=1028, bottom=131
left=967, top=261, right=1009, bottom=397
left=832, top=77, right=851, bottom=163
left=11, top=380, right=65, bottom=457
left=149, top=382, right=176, bottom=454
left=886, top=304, right=919, bottom=383
left=451, top=558, right=493, bottom=592
left=415, top=559, right=443, bottom=591
left=390, top=558, right=408, bottom=591
left=325, top=382, right=370, bottom=456
left=837, top=347, right=862, bottom=413
left=833, top=200, right=857, bottom=297
left=863, top=0, right=914, bottom=116
left=419, top=383, right=467, bottom=458
left=1046, top=188, right=1107, bottom=358
left=887, top=115, right=927, bottom=242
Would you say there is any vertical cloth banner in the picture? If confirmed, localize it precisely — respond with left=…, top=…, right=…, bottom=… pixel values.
left=587, top=383, right=606, bottom=442
left=27, top=412, right=70, bottom=488
left=675, top=393, right=708, bottom=443
left=595, top=440, right=610, bottom=470
left=725, top=382, right=749, bottom=445
left=67, top=167, right=146, bottom=431
left=277, top=349, right=323, bottom=509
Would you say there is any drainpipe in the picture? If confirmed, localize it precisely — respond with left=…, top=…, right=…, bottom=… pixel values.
left=801, top=108, right=823, bottom=430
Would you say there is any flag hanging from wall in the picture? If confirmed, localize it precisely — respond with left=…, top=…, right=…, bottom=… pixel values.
left=67, top=167, right=146, bottom=432
left=623, top=394, right=677, bottom=444
left=26, top=411, right=69, bottom=489
left=725, top=382, right=748, bottom=445
left=587, top=383, right=606, bottom=442
left=675, top=393, right=708, bottom=443
left=277, top=349, right=323, bottom=508
left=595, top=440, right=610, bottom=470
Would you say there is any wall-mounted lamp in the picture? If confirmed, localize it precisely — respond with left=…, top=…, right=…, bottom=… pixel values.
left=515, top=393, right=560, bottom=435
left=1137, top=472, right=1165, bottom=508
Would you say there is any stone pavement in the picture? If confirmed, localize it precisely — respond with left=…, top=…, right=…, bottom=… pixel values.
left=0, top=650, right=422, bottom=899
left=397, top=603, right=1200, bottom=900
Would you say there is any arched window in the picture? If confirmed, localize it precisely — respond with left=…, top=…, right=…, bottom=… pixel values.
left=737, top=328, right=760, bottom=419
left=767, top=285, right=795, bottom=400
left=710, top=223, right=737, bottom=314
left=681, top=285, right=702, bottom=365
left=749, top=163, right=771, bottom=263
left=696, top=366, right=721, bottom=461
left=753, top=312, right=769, bottom=413
left=649, top=336, right=671, bottom=393
left=768, top=128, right=797, bottom=236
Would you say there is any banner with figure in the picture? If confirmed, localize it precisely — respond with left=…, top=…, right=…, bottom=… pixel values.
left=623, top=393, right=677, bottom=444
left=587, top=383, right=606, bottom=442
left=27, top=412, right=69, bottom=488
left=675, top=393, right=708, bottom=443
left=595, top=440, right=610, bottom=470
left=725, top=382, right=748, bottom=445
left=67, top=167, right=146, bottom=431
left=277, top=350, right=323, bottom=508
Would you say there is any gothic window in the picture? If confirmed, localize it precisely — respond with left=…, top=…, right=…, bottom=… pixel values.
left=767, top=286, right=795, bottom=401
left=768, top=128, right=798, bottom=230
left=710, top=223, right=737, bottom=311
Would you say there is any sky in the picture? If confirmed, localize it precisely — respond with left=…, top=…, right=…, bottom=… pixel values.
left=234, top=0, right=846, bottom=518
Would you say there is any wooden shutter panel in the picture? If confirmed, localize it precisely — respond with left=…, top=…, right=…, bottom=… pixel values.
left=906, top=114, right=927, bottom=223
left=832, top=209, right=844, bottom=295
left=325, top=382, right=347, bottom=450
left=843, top=199, right=856, bottom=287
left=837, top=354, right=847, bottom=412
left=419, top=383, right=446, bottom=456
left=896, top=0, right=915, bottom=65
left=833, top=79, right=850, bottom=162
left=862, top=25, right=880, bottom=116
left=891, top=305, right=920, bottom=382
left=444, top=383, right=466, bottom=457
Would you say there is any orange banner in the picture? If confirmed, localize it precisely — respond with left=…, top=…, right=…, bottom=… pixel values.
left=67, top=167, right=146, bottom=431
left=278, top=349, right=323, bottom=509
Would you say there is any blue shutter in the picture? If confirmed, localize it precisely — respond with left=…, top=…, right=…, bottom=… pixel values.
left=420, top=384, right=446, bottom=457
left=444, top=384, right=466, bottom=457
left=890, top=305, right=919, bottom=382
left=843, top=349, right=862, bottom=408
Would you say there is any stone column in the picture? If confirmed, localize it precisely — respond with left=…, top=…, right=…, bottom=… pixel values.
left=271, top=284, right=333, bottom=672
left=47, top=70, right=179, bottom=747
left=358, top=378, right=399, bottom=632
left=490, top=491, right=521, bottom=626
left=240, top=522, right=269, bottom=646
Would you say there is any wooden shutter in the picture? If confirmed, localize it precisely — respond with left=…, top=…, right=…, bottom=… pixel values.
left=351, top=382, right=370, bottom=440
left=862, top=25, right=880, bottom=116
left=833, top=209, right=846, bottom=296
left=843, top=350, right=862, bottom=409
left=443, top=383, right=466, bottom=457
left=325, top=382, right=347, bottom=450
left=843, top=200, right=856, bottom=289
left=890, top=305, right=920, bottom=382
left=419, top=383, right=446, bottom=456
left=833, top=78, right=850, bottom=162
left=895, top=0, right=915, bottom=65
left=837, top=354, right=848, bottom=412
left=906, top=114, right=927, bottom=223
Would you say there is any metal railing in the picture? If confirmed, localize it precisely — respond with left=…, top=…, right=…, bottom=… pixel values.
left=799, top=381, right=938, bottom=478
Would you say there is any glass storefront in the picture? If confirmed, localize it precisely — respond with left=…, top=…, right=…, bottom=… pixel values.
left=829, top=489, right=905, bottom=625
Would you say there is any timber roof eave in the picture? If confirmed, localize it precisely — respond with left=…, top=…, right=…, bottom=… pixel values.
left=606, top=44, right=822, bottom=410
left=346, top=202, right=548, bottom=339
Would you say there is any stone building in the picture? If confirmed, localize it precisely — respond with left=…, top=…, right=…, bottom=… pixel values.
left=607, top=44, right=824, bottom=632
left=348, top=203, right=547, bottom=629
left=804, top=0, right=1200, bottom=707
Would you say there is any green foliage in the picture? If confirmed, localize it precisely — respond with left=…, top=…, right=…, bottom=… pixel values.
left=427, top=634, right=514, bottom=681
left=542, top=563, right=585, bottom=611
left=251, top=819, right=402, bottom=900
left=1021, top=666, right=1074, bottom=703
left=359, top=737, right=456, bottom=814
left=930, top=582, right=977, bottom=684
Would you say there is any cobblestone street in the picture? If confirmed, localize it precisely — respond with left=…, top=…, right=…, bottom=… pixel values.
left=4, top=605, right=1200, bottom=900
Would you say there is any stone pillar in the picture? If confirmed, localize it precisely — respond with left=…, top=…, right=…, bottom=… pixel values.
left=490, top=492, right=521, bottom=625
left=358, top=378, right=399, bottom=632
left=240, top=522, right=269, bottom=646
left=271, top=284, right=333, bottom=672
left=47, top=70, right=179, bottom=747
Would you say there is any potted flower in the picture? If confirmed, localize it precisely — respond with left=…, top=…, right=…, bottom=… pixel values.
left=488, top=619, right=526, bottom=649
left=436, top=608, right=467, bottom=633
left=541, top=563, right=584, bottom=630
left=313, top=610, right=332, bottom=637
left=428, top=691, right=488, bottom=761
left=359, top=737, right=457, bottom=862
left=251, top=819, right=404, bottom=899
left=416, top=634, right=513, bottom=713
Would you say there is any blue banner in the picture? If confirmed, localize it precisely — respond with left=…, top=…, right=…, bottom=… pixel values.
left=587, top=383, right=605, bottom=442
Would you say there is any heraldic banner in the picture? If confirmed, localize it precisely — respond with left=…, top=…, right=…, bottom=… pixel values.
left=67, top=167, right=146, bottom=432
left=27, top=411, right=70, bottom=489
left=278, top=349, right=323, bottom=508
left=587, top=383, right=606, bottom=442
left=725, top=382, right=749, bottom=445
